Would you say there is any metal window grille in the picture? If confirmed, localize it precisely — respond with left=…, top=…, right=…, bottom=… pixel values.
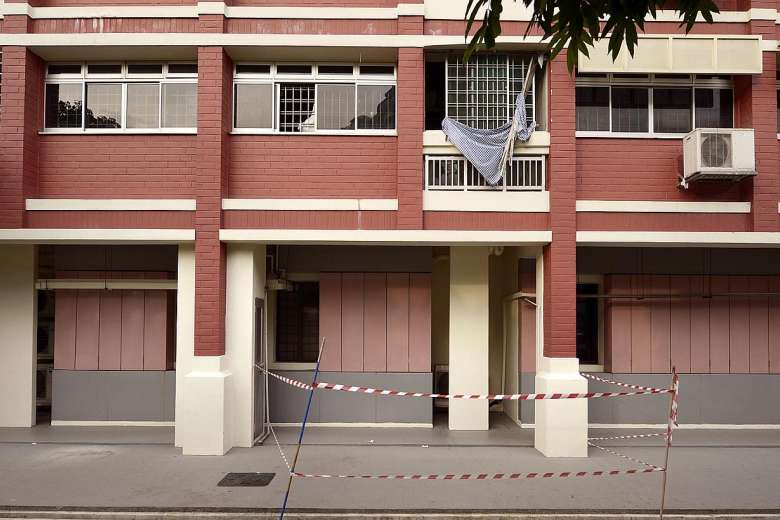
left=446, top=54, right=535, bottom=130
left=278, top=83, right=315, bottom=133
left=424, top=155, right=545, bottom=191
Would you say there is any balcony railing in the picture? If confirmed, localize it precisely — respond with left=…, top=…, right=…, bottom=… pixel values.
left=424, top=155, right=545, bottom=192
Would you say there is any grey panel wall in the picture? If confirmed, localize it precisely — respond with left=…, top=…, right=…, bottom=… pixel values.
left=52, top=370, right=175, bottom=422
left=520, top=373, right=780, bottom=425
left=270, top=371, right=432, bottom=424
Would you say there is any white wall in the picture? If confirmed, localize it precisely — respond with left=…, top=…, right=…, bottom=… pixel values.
left=448, top=246, right=489, bottom=430
left=174, top=244, right=195, bottom=447
left=0, top=245, right=37, bottom=427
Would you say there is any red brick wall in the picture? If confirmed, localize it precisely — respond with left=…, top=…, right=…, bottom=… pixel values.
left=31, top=18, right=197, bottom=33
left=423, top=212, right=549, bottom=230
left=223, top=210, right=397, bottom=229
left=226, top=19, right=397, bottom=34
left=577, top=212, right=750, bottom=232
left=193, top=46, right=231, bottom=356
left=38, top=136, right=196, bottom=198
left=26, top=211, right=194, bottom=228
left=229, top=136, right=397, bottom=198
left=0, top=47, right=43, bottom=228
left=544, top=55, right=577, bottom=359
left=396, top=45, right=424, bottom=229
left=576, top=139, right=749, bottom=202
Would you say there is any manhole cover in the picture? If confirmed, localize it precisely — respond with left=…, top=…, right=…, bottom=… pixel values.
left=218, top=472, right=276, bottom=487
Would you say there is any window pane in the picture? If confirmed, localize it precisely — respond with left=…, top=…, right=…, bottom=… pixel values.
left=275, top=282, right=319, bottom=363
left=318, top=65, right=353, bottom=75
left=167, top=63, right=198, bottom=75
left=235, top=64, right=270, bottom=75
left=575, top=86, right=609, bottom=131
left=317, top=84, right=355, bottom=130
left=277, top=64, right=312, bottom=75
left=162, top=83, right=197, bottom=128
left=611, top=87, right=648, bottom=133
left=85, top=83, right=122, bottom=129
left=126, top=83, right=160, bottom=129
left=357, top=84, right=395, bottom=130
left=695, top=88, right=733, bottom=128
left=653, top=88, right=692, bottom=133
left=127, top=63, right=162, bottom=75
left=278, top=83, right=315, bottom=132
left=359, top=65, right=394, bottom=76
left=48, top=64, right=82, bottom=75
left=87, top=64, right=121, bottom=75
left=44, top=83, right=82, bottom=128
left=235, top=83, right=273, bottom=129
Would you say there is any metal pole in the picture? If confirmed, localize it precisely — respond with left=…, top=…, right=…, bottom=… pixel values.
left=659, top=367, right=678, bottom=520
left=279, top=338, right=326, bottom=520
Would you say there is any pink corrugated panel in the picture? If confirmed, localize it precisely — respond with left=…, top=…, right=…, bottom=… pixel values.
left=669, top=276, right=691, bottom=373
left=98, top=291, right=122, bottom=370
left=318, top=273, right=342, bottom=371
left=709, top=276, right=730, bottom=373
left=649, top=275, right=671, bottom=373
left=75, top=290, right=100, bottom=370
left=143, top=291, right=168, bottom=370
left=769, top=276, right=780, bottom=374
left=363, top=273, right=388, bottom=372
left=630, top=275, right=652, bottom=373
left=54, top=290, right=77, bottom=370
left=386, top=273, right=410, bottom=372
left=748, top=276, right=769, bottom=374
left=519, top=272, right=536, bottom=373
left=729, top=276, right=750, bottom=374
left=606, top=275, right=632, bottom=373
left=408, top=273, right=432, bottom=373
left=121, top=290, right=145, bottom=370
left=689, top=275, right=710, bottom=373
left=340, top=273, right=364, bottom=372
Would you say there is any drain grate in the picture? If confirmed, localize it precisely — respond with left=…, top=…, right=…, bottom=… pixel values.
left=217, top=472, right=276, bottom=487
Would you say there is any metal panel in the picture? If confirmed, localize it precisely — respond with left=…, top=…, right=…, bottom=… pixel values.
left=709, top=276, right=730, bottom=373
left=408, top=273, right=432, bottom=373
left=340, top=273, right=364, bottom=372
left=630, top=275, right=652, bottom=373
left=143, top=291, right=168, bottom=370
left=770, top=277, right=780, bottom=374
left=98, top=291, right=122, bottom=370
left=53, top=290, right=77, bottom=370
left=386, top=273, right=410, bottom=372
left=606, top=275, right=632, bottom=372
left=318, top=273, right=342, bottom=371
left=670, top=276, right=691, bottom=373
left=729, top=276, right=750, bottom=374
left=649, top=275, right=671, bottom=373
left=689, top=275, right=711, bottom=373
left=120, top=290, right=145, bottom=370
left=363, top=273, right=388, bottom=372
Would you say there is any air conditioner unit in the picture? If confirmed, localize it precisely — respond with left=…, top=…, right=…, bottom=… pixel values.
left=682, top=128, right=755, bottom=188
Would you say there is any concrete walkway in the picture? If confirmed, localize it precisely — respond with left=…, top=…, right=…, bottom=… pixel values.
left=0, top=422, right=779, bottom=515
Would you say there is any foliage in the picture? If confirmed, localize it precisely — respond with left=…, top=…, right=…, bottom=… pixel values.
left=464, top=0, right=720, bottom=70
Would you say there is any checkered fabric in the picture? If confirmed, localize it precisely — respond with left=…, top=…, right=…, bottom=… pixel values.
left=441, top=94, right=536, bottom=186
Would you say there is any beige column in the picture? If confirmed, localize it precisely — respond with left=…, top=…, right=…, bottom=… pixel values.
left=174, top=243, right=195, bottom=447
left=448, top=246, right=489, bottom=430
left=0, top=245, right=37, bottom=427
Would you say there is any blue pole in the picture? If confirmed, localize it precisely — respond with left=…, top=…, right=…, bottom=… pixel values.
left=279, top=339, right=325, bottom=519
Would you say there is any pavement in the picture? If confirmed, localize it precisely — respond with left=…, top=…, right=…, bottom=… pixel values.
left=0, top=415, right=779, bottom=518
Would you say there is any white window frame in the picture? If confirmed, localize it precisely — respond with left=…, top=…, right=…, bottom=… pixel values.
left=575, top=73, right=734, bottom=139
left=42, top=61, right=198, bottom=135
left=444, top=54, right=537, bottom=130
left=232, top=62, right=397, bottom=136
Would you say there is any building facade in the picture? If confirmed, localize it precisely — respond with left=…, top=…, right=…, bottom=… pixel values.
left=0, top=0, right=779, bottom=457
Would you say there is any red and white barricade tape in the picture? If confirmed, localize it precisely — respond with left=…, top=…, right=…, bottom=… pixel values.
left=260, top=366, right=671, bottom=401
left=291, top=466, right=664, bottom=480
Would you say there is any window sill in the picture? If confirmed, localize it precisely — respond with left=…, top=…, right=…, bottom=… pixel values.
left=576, top=131, right=689, bottom=139
left=230, top=129, right=397, bottom=137
left=270, top=362, right=317, bottom=371
left=39, top=129, right=197, bottom=135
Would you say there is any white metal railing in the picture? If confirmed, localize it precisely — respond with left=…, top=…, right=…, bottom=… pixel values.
left=424, top=155, right=545, bottom=191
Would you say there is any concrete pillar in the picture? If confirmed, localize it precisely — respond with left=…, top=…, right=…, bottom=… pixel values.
left=224, top=244, right=266, bottom=448
left=448, top=246, right=489, bottom=430
left=0, top=245, right=37, bottom=427
left=179, top=356, right=232, bottom=455
left=534, top=251, right=587, bottom=457
left=174, top=244, right=195, bottom=447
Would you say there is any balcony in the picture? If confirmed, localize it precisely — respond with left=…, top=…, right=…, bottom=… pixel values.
left=422, top=130, right=550, bottom=213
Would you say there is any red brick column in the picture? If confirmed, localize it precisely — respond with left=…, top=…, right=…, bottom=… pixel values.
left=0, top=13, right=42, bottom=229
left=543, top=56, right=577, bottom=358
left=396, top=15, right=424, bottom=229
left=739, top=20, right=780, bottom=232
left=194, top=46, right=232, bottom=356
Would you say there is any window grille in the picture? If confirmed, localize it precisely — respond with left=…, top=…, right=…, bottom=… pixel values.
left=278, top=83, right=315, bottom=133
left=446, top=54, right=535, bottom=130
